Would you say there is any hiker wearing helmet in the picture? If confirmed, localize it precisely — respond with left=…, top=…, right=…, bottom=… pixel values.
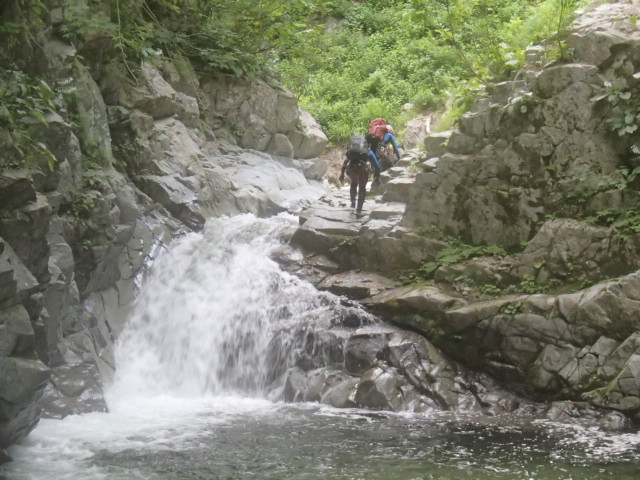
left=367, top=118, right=401, bottom=165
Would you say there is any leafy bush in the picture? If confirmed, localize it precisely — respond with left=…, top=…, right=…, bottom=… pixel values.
left=0, top=70, right=60, bottom=169
left=275, top=0, right=590, bottom=144
left=54, top=0, right=348, bottom=80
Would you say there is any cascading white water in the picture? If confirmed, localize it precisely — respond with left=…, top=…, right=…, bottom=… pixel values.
left=108, top=213, right=340, bottom=402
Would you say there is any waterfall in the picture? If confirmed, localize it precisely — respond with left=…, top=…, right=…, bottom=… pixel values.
left=108, top=213, right=344, bottom=402
left=4, top=215, right=640, bottom=480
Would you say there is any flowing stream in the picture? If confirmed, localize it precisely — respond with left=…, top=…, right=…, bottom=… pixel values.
left=2, top=214, right=640, bottom=479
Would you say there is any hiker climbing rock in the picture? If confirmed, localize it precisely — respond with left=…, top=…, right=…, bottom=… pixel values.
left=339, top=134, right=381, bottom=216
left=367, top=118, right=401, bottom=170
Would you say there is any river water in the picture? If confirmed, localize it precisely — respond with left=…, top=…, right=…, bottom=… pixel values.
left=2, top=214, right=640, bottom=479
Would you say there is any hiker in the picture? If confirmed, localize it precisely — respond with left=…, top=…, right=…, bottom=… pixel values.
left=339, top=135, right=381, bottom=216
left=367, top=117, right=401, bottom=165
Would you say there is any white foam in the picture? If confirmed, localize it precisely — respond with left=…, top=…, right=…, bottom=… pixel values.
left=7, top=395, right=278, bottom=479
left=108, top=213, right=339, bottom=402
left=535, top=419, right=640, bottom=460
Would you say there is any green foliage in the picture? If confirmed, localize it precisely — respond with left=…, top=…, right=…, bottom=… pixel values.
left=56, top=0, right=343, bottom=80
left=478, top=283, right=502, bottom=294
left=395, top=270, right=431, bottom=285
left=0, top=0, right=48, bottom=62
left=275, top=0, right=589, bottom=144
left=418, top=232, right=507, bottom=279
left=344, top=4, right=387, bottom=34
left=583, top=361, right=631, bottom=403
left=592, top=80, right=640, bottom=137
left=503, top=301, right=522, bottom=315
left=559, top=159, right=640, bottom=215
left=61, top=190, right=96, bottom=229
left=329, top=235, right=358, bottom=253
left=507, top=275, right=547, bottom=294
left=585, top=208, right=640, bottom=244
left=409, top=0, right=532, bottom=79
left=60, top=0, right=117, bottom=40
left=0, top=69, right=60, bottom=170
left=416, top=225, right=448, bottom=240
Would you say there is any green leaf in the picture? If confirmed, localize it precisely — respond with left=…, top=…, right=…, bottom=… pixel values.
left=590, top=92, right=608, bottom=102
left=31, top=110, right=48, bottom=126
left=619, top=91, right=632, bottom=100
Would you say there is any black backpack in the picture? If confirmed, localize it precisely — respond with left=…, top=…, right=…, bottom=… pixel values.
left=346, top=135, right=369, bottom=165
left=366, top=133, right=381, bottom=149
left=348, top=135, right=368, bottom=155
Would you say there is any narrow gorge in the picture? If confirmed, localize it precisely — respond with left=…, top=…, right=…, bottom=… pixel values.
left=1, top=1, right=640, bottom=477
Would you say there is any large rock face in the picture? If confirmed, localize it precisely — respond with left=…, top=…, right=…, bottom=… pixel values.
left=0, top=12, right=330, bottom=458
left=279, top=315, right=532, bottom=415
left=402, top=3, right=640, bottom=249
left=361, top=273, right=640, bottom=415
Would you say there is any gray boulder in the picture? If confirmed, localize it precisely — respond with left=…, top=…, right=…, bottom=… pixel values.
left=567, top=3, right=640, bottom=66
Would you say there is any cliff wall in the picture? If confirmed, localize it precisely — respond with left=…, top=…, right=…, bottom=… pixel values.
left=0, top=1, right=328, bottom=456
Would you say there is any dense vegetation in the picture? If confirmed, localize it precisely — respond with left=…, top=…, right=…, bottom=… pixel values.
left=274, top=0, right=590, bottom=143
left=0, top=0, right=590, bottom=155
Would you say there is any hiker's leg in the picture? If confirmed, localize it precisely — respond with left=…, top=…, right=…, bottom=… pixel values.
left=383, top=132, right=401, bottom=160
left=356, top=169, right=368, bottom=213
left=349, top=177, right=357, bottom=207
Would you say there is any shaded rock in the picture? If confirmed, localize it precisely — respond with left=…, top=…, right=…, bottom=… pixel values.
left=0, top=170, right=37, bottom=211
left=403, top=115, right=432, bottom=150
left=288, top=110, right=328, bottom=159
left=140, top=174, right=204, bottom=230
left=363, top=284, right=466, bottom=318
left=534, top=63, right=599, bottom=98
left=355, top=363, right=408, bottom=410
left=200, top=78, right=326, bottom=158
left=304, top=368, right=353, bottom=402
left=423, top=131, right=451, bottom=159
left=344, top=327, right=394, bottom=375
left=0, top=240, right=38, bottom=303
left=317, top=270, right=399, bottom=299
left=136, top=61, right=184, bottom=119
left=0, top=194, right=52, bottom=282
left=22, top=113, right=82, bottom=193
left=292, top=158, right=329, bottom=181
left=381, top=177, right=414, bottom=203
left=268, top=133, right=294, bottom=158
left=489, top=81, right=528, bottom=105
left=512, top=218, right=639, bottom=285
left=320, top=377, right=359, bottom=408
left=0, top=304, right=33, bottom=357
left=283, top=366, right=307, bottom=402
left=73, top=62, right=113, bottom=168
left=0, top=357, right=49, bottom=448
left=447, top=131, right=483, bottom=155
left=435, top=256, right=518, bottom=289
left=567, top=3, right=640, bottom=66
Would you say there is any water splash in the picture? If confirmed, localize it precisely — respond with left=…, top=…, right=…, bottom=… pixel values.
left=108, top=213, right=343, bottom=403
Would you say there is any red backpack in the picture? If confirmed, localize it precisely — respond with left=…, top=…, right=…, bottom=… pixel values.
left=368, top=118, right=388, bottom=139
